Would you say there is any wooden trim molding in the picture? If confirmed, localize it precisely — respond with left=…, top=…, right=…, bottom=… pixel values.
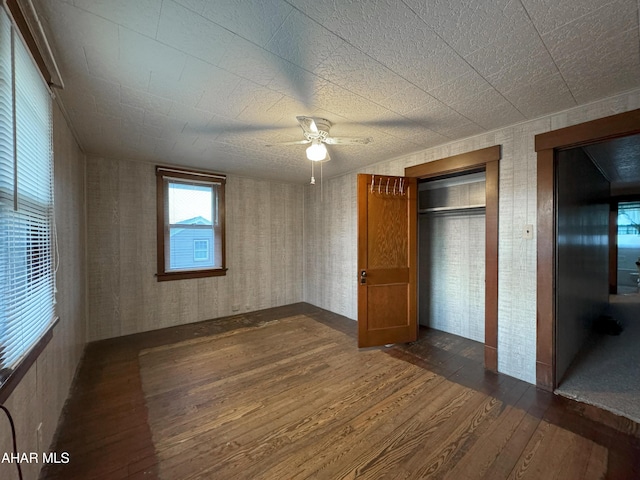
left=405, top=145, right=501, bottom=372
left=536, top=149, right=555, bottom=391
left=484, top=159, right=499, bottom=371
left=535, top=109, right=640, bottom=152
left=155, top=165, right=227, bottom=281
left=5, top=0, right=62, bottom=88
left=0, top=317, right=58, bottom=404
left=405, top=145, right=500, bottom=179
left=534, top=108, right=640, bottom=391
left=609, top=203, right=618, bottom=295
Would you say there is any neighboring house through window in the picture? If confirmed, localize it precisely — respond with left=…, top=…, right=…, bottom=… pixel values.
left=156, top=166, right=226, bottom=281
left=193, top=239, right=210, bottom=261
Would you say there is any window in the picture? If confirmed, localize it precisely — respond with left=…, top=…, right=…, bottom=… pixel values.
left=0, top=7, right=55, bottom=383
left=156, top=166, right=226, bottom=281
left=617, top=200, right=640, bottom=294
left=193, top=239, right=209, bottom=261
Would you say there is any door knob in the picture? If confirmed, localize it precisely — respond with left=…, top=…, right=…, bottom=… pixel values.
left=360, top=270, right=367, bottom=285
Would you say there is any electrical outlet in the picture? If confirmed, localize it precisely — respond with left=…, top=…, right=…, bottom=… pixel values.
left=523, top=224, right=534, bottom=239
left=231, top=304, right=240, bottom=312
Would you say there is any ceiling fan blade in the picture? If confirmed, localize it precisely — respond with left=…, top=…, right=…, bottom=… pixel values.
left=325, top=136, right=373, bottom=145
left=265, top=139, right=311, bottom=147
left=184, top=122, right=289, bottom=136
left=296, top=116, right=318, bottom=134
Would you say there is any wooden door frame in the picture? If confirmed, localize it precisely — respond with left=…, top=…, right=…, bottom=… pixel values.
left=534, top=108, right=640, bottom=391
left=405, top=145, right=501, bottom=372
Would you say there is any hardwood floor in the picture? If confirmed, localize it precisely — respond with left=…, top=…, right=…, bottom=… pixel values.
left=40, top=303, right=639, bottom=479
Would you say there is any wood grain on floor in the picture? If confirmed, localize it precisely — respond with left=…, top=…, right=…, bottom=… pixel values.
left=40, top=303, right=640, bottom=479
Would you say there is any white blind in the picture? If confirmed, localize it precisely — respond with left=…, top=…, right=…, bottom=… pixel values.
left=0, top=7, right=55, bottom=376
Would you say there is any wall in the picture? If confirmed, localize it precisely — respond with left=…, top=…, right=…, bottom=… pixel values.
left=303, top=176, right=358, bottom=317
left=303, top=88, right=640, bottom=384
left=0, top=103, right=86, bottom=480
left=86, top=157, right=304, bottom=341
left=556, top=148, right=610, bottom=383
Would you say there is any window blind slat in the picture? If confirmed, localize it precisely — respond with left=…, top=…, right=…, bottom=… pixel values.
left=0, top=7, right=55, bottom=375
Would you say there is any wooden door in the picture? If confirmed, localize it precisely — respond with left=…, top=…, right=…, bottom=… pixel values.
left=357, top=174, right=417, bottom=347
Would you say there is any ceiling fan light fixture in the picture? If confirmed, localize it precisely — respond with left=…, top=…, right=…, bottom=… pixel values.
left=306, top=140, right=327, bottom=161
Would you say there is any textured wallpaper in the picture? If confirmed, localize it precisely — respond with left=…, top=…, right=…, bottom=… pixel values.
left=302, top=88, right=640, bottom=385
left=86, top=159, right=304, bottom=341
left=420, top=212, right=486, bottom=343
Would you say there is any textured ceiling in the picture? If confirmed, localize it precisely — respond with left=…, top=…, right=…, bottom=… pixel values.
left=584, top=134, right=640, bottom=186
left=35, top=0, right=640, bottom=183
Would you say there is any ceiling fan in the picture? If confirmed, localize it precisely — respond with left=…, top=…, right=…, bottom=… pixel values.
left=267, top=116, right=373, bottom=161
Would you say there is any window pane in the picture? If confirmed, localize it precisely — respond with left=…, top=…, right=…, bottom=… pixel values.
left=168, top=182, right=212, bottom=225
left=193, top=239, right=209, bottom=261
left=169, top=227, right=214, bottom=270
left=617, top=201, right=640, bottom=294
left=0, top=8, right=54, bottom=375
left=156, top=166, right=225, bottom=280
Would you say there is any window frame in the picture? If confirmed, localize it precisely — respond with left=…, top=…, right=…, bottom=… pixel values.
left=609, top=195, right=640, bottom=294
left=156, top=166, right=226, bottom=281
left=0, top=2, right=57, bottom=402
left=193, top=239, right=210, bottom=261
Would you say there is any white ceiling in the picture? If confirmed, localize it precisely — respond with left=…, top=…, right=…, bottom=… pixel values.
left=35, top=0, right=640, bottom=184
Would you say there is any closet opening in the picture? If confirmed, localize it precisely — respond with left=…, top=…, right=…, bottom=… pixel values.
left=418, top=172, right=486, bottom=344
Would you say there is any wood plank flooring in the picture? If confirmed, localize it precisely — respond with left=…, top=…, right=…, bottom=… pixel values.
left=40, top=303, right=640, bottom=479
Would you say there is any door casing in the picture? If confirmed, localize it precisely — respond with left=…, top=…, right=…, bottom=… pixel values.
left=405, top=145, right=501, bottom=372
left=534, top=108, right=640, bottom=391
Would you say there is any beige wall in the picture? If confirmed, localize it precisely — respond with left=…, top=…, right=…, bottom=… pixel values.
left=0, top=103, right=87, bottom=480
left=303, top=88, right=640, bottom=385
left=86, top=157, right=304, bottom=341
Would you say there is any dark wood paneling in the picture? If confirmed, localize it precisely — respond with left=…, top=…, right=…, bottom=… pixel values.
left=555, top=148, right=610, bottom=384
